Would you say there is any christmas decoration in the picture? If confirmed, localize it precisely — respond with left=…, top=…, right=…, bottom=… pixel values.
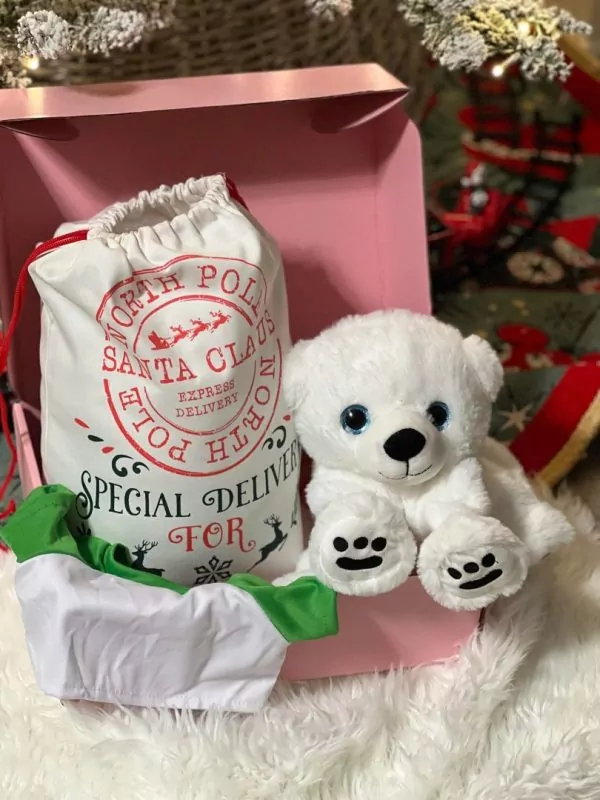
left=0, top=1, right=591, bottom=91
left=426, top=57, right=600, bottom=487
left=1, top=1, right=172, bottom=88
left=398, top=0, right=591, bottom=80
left=427, top=70, right=585, bottom=287
left=437, top=290, right=600, bottom=486
left=307, top=2, right=592, bottom=80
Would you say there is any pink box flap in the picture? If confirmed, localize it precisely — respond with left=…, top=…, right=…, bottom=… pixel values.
left=0, top=64, right=408, bottom=124
left=0, top=64, right=429, bottom=421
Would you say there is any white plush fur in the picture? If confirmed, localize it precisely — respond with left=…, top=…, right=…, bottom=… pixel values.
left=285, top=310, right=498, bottom=480
left=416, top=440, right=574, bottom=609
left=1, top=490, right=600, bottom=799
left=284, top=310, right=573, bottom=607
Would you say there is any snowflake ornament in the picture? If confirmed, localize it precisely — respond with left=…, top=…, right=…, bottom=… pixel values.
left=194, top=556, right=233, bottom=585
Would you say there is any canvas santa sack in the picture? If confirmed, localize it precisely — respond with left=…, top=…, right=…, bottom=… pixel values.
left=28, top=175, right=303, bottom=585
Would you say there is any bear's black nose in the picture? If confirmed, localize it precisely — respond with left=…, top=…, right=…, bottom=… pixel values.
left=383, top=428, right=426, bottom=462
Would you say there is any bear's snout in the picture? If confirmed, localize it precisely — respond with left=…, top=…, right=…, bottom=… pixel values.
left=383, top=428, right=426, bottom=462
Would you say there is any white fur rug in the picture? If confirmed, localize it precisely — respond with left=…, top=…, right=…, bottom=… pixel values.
left=2, top=492, right=600, bottom=800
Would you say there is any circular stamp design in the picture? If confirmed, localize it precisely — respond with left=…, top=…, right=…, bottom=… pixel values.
left=96, top=255, right=282, bottom=477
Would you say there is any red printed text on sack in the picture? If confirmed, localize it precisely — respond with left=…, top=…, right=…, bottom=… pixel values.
left=96, top=255, right=282, bottom=477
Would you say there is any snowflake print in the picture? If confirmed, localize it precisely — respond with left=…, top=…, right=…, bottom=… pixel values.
left=497, top=402, right=534, bottom=433
left=544, top=302, right=588, bottom=334
left=507, top=251, right=564, bottom=285
left=194, top=556, right=233, bottom=585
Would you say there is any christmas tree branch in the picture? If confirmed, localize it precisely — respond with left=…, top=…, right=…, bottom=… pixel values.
left=0, top=1, right=592, bottom=90
left=397, top=0, right=592, bottom=80
left=1, top=1, right=173, bottom=88
left=306, top=0, right=591, bottom=81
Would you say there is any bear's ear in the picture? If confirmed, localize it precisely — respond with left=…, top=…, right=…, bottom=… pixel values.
left=283, top=340, right=312, bottom=412
left=462, top=334, right=504, bottom=401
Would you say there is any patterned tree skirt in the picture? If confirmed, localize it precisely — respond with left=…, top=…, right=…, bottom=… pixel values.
left=426, top=70, right=600, bottom=486
left=436, top=231, right=600, bottom=485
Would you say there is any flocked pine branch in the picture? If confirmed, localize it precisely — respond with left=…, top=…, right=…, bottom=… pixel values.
left=396, top=0, right=592, bottom=80
left=307, top=0, right=590, bottom=80
left=0, top=0, right=592, bottom=89
left=1, top=1, right=173, bottom=88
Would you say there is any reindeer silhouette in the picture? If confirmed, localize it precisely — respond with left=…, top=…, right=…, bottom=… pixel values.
left=189, top=317, right=212, bottom=340
left=169, top=324, right=190, bottom=345
left=249, top=516, right=288, bottom=572
left=209, top=311, right=231, bottom=331
left=131, top=540, right=165, bottom=577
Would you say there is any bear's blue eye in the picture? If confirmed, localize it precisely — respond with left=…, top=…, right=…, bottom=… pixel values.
left=341, top=405, right=370, bottom=435
left=427, top=401, right=450, bottom=431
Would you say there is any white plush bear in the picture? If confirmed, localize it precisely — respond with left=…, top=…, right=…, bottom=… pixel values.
left=283, top=310, right=574, bottom=610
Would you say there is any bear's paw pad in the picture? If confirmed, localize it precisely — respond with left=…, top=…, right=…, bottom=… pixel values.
left=310, top=511, right=416, bottom=597
left=419, top=540, right=528, bottom=611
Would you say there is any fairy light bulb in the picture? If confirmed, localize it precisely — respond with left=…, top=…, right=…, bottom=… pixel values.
left=22, top=56, right=40, bottom=71
left=490, top=18, right=535, bottom=79
left=517, top=20, right=533, bottom=37
left=491, top=52, right=520, bottom=78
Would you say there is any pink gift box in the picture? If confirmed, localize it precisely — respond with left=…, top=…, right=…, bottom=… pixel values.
left=0, top=64, right=480, bottom=680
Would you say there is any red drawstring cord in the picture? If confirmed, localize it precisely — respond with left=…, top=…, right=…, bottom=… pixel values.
left=0, top=230, right=88, bottom=526
left=225, top=177, right=249, bottom=211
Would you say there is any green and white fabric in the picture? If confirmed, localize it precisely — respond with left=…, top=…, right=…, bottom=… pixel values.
left=1, top=486, right=338, bottom=713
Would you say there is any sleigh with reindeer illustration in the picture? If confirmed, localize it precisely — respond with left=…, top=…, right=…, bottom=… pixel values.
left=148, top=311, right=232, bottom=352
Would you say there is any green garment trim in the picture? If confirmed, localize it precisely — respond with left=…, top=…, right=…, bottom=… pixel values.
left=1, top=485, right=188, bottom=595
left=1, top=485, right=338, bottom=644
left=228, top=573, right=338, bottom=643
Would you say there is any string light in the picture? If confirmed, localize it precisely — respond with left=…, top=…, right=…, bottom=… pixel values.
left=489, top=16, right=547, bottom=79
left=517, top=20, right=533, bottom=37
left=21, top=55, right=40, bottom=71
left=491, top=52, right=520, bottom=78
